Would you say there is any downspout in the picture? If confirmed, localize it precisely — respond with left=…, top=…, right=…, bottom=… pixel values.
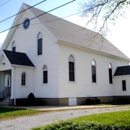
left=13, top=67, right=16, bottom=105
left=11, top=67, right=16, bottom=105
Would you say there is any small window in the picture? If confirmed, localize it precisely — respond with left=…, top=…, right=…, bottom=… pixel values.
left=12, top=41, right=16, bottom=52
left=37, top=32, right=43, bottom=55
left=109, top=63, right=113, bottom=84
left=43, top=65, right=48, bottom=83
left=92, top=60, right=96, bottom=83
left=69, top=55, right=75, bottom=81
left=21, top=72, right=26, bottom=86
left=5, top=74, right=10, bottom=87
left=122, top=80, right=126, bottom=91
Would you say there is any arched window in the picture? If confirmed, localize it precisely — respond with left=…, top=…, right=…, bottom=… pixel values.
left=43, top=65, right=48, bottom=83
left=92, top=60, right=96, bottom=83
left=109, top=63, right=113, bottom=84
left=12, top=41, right=16, bottom=52
left=21, top=72, right=26, bottom=86
left=5, top=74, right=10, bottom=87
left=69, top=55, right=75, bottom=81
left=37, top=32, right=43, bottom=55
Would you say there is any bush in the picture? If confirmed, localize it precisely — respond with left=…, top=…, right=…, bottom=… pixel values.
left=27, top=93, right=36, bottom=106
left=28, top=93, right=35, bottom=100
left=96, top=99, right=100, bottom=104
left=86, top=98, right=100, bottom=105
left=41, top=121, right=130, bottom=130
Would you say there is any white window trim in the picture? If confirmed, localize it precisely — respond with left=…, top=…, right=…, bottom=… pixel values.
left=68, top=55, right=76, bottom=82
left=91, top=59, right=97, bottom=83
left=43, top=65, right=48, bottom=84
left=5, top=74, right=11, bottom=87
left=122, top=80, right=127, bottom=91
left=37, top=32, right=43, bottom=56
left=21, top=72, right=26, bottom=86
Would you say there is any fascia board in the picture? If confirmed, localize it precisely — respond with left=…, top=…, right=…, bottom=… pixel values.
left=58, top=40, right=130, bottom=62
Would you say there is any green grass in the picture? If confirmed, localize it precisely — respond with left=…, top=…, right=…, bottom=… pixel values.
left=70, top=110, right=130, bottom=126
left=0, top=107, right=41, bottom=120
left=33, top=110, right=130, bottom=130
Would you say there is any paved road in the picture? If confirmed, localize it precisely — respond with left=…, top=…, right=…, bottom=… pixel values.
left=0, top=105, right=130, bottom=130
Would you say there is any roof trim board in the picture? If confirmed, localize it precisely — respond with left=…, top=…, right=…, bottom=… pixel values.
left=58, top=40, right=130, bottom=62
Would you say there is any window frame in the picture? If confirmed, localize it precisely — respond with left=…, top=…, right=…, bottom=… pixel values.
left=43, top=65, right=48, bottom=84
left=21, top=72, right=26, bottom=86
left=37, top=32, right=43, bottom=55
left=12, top=41, right=16, bottom=52
left=109, top=63, right=113, bottom=84
left=122, top=80, right=126, bottom=91
left=5, top=74, right=11, bottom=87
left=91, top=60, right=96, bottom=83
left=69, top=55, right=75, bottom=82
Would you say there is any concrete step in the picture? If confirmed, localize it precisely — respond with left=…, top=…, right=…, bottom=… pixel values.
left=0, top=97, right=10, bottom=106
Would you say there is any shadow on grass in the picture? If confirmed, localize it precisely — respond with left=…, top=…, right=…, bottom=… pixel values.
left=0, top=107, right=26, bottom=114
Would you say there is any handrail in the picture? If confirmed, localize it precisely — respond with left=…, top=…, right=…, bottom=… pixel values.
left=0, top=87, right=11, bottom=99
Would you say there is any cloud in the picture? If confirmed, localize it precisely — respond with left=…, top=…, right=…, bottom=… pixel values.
left=0, top=31, right=8, bottom=48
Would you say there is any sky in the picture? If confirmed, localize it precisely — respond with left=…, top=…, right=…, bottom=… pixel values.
left=0, top=0, right=130, bottom=58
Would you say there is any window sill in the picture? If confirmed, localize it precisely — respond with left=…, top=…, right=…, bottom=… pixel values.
left=36, top=54, right=43, bottom=57
left=91, top=82, right=98, bottom=85
left=42, top=83, right=49, bottom=85
left=21, top=85, right=27, bottom=88
left=68, top=81, right=76, bottom=84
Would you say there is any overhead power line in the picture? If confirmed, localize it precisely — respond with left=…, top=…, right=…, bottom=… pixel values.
left=30, top=0, right=75, bottom=21
left=0, top=0, right=75, bottom=33
left=0, top=0, right=47, bottom=23
left=0, top=0, right=11, bottom=8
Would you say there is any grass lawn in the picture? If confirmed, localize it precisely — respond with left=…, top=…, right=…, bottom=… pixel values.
left=33, top=110, right=130, bottom=130
left=0, top=107, right=41, bottom=120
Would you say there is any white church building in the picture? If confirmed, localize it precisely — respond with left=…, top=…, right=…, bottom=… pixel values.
left=0, top=3, right=130, bottom=106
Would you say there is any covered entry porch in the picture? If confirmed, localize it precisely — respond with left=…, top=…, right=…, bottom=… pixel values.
left=0, top=69, right=12, bottom=105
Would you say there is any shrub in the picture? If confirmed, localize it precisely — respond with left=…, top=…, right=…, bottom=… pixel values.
left=28, top=93, right=35, bottom=100
left=86, top=98, right=100, bottom=105
left=42, top=121, right=130, bottom=130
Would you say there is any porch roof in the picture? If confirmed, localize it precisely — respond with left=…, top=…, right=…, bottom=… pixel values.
left=114, top=66, right=130, bottom=76
left=3, top=50, right=35, bottom=67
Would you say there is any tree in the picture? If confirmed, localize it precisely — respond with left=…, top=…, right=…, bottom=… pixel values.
left=81, top=0, right=130, bottom=34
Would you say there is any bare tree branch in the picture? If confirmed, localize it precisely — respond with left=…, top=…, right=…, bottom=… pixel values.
left=81, top=0, right=129, bottom=35
left=99, top=0, right=127, bottom=33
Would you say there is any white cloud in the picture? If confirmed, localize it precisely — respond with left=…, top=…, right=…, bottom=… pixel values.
left=0, top=31, right=8, bottom=48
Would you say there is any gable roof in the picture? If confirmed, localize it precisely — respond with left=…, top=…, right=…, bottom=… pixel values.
left=24, top=3, right=129, bottom=61
left=3, top=50, right=35, bottom=67
left=114, top=66, right=130, bottom=76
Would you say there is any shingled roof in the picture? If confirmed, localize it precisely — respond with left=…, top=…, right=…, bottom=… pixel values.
left=3, top=50, right=35, bottom=67
left=24, top=4, right=129, bottom=60
left=114, top=66, right=130, bottom=76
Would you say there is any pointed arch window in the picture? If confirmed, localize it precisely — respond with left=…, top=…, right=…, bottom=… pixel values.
left=43, top=65, right=48, bottom=83
left=109, top=63, right=113, bottom=84
left=12, top=41, right=16, bottom=52
left=69, top=55, right=75, bottom=81
left=21, top=72, right=26, bottom=86
left=92, top=60, right=96, bottom=83
left=37, top=32, right=43, bottom=55
left=5, top=74, right=10, bottom=87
